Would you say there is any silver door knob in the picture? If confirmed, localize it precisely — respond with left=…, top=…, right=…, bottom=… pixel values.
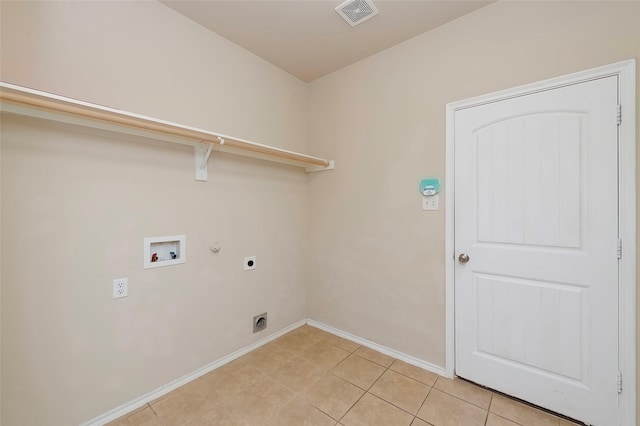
left=458, top=253, right=470, bottom=263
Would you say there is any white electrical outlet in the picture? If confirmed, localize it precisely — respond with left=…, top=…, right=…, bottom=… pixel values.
left=244, top=256, right=256, bottom=271
left=113, top=278, right=128, bottom=299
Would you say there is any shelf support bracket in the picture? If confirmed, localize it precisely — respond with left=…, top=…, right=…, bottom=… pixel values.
left=200, top=143, right=214, bottom=169
left=195, top=142, right=214, bottom=181
left=194, top=137, right=225, bottom=181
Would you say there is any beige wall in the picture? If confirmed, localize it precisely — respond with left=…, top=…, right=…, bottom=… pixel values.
left=2, top=0, right=640, bottom=424
left=0, top=1, right=308, bottom=150
left=308, top=0, right=639, bottom=413
left=1, top=1, right=309, bottom=424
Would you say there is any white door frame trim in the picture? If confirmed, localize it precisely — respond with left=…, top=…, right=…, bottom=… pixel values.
left=444, top=59, right=636, bottom=425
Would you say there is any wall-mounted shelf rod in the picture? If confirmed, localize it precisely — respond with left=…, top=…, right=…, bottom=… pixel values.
left=0, top=82, right=335, bottom=176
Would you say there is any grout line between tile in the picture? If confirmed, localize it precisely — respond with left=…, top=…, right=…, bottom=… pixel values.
left=388, top=363, right=437, bottom=387
left=488, top=412, right=526, bottom=426
left=335, top=352, right=393, bottom=423
left=431, top=379, right=493, bottom=411
left=148, top=402, right=159, bottom=417
left=367, top=389, right=421, bottom=419
left=413, top=385, right=433, bottom=424
left=148, top=402, right=168, bottom=426
left=369, top=364, right=419, bottom=414
left=433, top=387, right=491, bottom=411
left=416, top=383, right=435, bottom=424
left=484, top=393, right=491, bottom=426
left=488, top=389, right=586, bottom=425
left=417, top=382, right=433, bottom=411
left=340, top=361, right=430, bottom=424
left=336, top=386, right=368, bottom=424
left=352, top=350, right=393, bottom=369
left=367, top=363, right=391, bottom=390
left=314, top=404, right=339, bottom=423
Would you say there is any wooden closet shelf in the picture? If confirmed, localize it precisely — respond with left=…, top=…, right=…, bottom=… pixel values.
left=0, top=82, right=334, bottom=177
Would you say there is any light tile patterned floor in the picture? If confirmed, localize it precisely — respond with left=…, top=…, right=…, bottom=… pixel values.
left=109, top=325, right=581, bottom=426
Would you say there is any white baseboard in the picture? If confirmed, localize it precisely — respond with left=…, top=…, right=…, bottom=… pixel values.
left=306, top=319, right=448, bottom=378
left=84, top=317, right=448, bottom=425
left=82, top=319, right=306, bottom=426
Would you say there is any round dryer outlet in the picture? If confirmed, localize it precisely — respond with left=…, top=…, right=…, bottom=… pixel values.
left=253, top=313, right=267, bottom=333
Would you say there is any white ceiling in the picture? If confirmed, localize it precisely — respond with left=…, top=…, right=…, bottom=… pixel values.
left=161, top=1, right=493, bottom=82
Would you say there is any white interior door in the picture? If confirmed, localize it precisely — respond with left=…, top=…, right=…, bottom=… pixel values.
left=454, top=76, right=619, bottom=425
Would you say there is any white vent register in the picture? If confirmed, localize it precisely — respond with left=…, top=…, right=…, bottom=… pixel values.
left=335, top=0, right=379, bottom=27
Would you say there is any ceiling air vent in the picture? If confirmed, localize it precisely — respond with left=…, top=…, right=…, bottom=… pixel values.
left=335, top=0, right=379, bottom=27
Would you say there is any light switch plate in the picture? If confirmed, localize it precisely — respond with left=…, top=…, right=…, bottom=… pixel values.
left=422, top=194, right=439, bottom=211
